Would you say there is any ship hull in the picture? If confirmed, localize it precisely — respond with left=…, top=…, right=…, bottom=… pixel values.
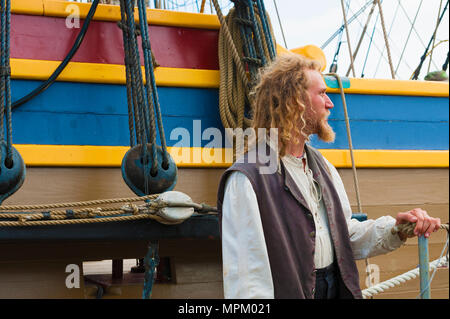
left=1, top=0, right=448, bottom=299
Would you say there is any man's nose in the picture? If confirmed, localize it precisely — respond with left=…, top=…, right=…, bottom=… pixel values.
left=325, top=94, right=334, bottom=109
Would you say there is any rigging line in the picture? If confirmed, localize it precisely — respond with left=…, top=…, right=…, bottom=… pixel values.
left=329, top=0, right=350, bottom=73
left=11, top=0, right=100, bottom=109
left=360, top=5, right=379, bottom=78
left=427, top=0, right=444, bottom=74
left=320, top=0, right=374, bottom=50
left=272, top=0, right=287, bottom=49
left=376, top=0, right=395, bottom=79
left=200, top=0, right=206, bottom=12
left=348, top=2, right=408, bottom=77
left=394, top=0, right=423, bottom=75
left=345, top=0, right=377, bottom=77
left=195, top=0, right=199, bottom=12
left=340, top=0, right=356, bottom=77
left=373, top=0, right=400, bottom=78
left=397, top=0, right=439, bottom=71
left=412, top=0, right=449, bottom=80
left=443, top=52, right=449, bottom=71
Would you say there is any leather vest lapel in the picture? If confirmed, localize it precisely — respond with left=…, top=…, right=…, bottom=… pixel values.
left=281, top=160, right=311, bottom=212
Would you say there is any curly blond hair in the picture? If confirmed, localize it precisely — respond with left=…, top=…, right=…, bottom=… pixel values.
left=250, top=53, right=321, bottom=157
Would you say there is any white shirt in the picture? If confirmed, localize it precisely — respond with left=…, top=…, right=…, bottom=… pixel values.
left=221, top=150, right=405, bottom=299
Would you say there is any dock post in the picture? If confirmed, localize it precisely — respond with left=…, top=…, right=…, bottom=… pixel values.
left=418, top=235, right=431, bottom=299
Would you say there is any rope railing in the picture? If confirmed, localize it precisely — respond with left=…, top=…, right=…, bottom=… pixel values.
left=361, top=254, right=448, bottom=299
left=323, top=73, right=449, bottom=299
left=361, top=222, right=450, bottom=299
left=362, top=223, right=449, bottom=299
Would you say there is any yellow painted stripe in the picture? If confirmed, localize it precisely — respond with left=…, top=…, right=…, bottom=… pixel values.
left=11, top=0, right=220, bottom=29
left=11, top=58, right=220, bottom=88
left=15, top=145, right=449, bottom=168
left=11, top=0, right=44, bottom=14
left=327, top=78, right=449, bottom=97
left=319, top=149, right=449, bottom=168
left=11, top=59, right=450, bottom=97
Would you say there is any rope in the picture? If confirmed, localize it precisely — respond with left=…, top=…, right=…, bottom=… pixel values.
left=443, top=52, right=449, bottom=72
left=119, top=0, right=172, bottom=183
left=326, top=73, right=363, bottom=214
left=340, top=0, right=356, bottom=77
left=272, top=0, right=287, bottom=49
left=0, top=192, right=218, bottom=227
left=412, top=0, right=449, bottom=80
left=325, top=72, right=376, bottom=295
left=12, top=0, right=100, bottom=110
left=396, top=0, right=439, bottom=72
left=345, top=0, right=377, bottom=77
left=200, top=0, right=206, bottom=13
left=394, top=0, right=422, bottom=76
left=0, top=194, right=158, bottom=211
left=0, top=0, right=13, bottom=161
left=138, top=0, right=169, bottom=168
left=321, top=0, right=375, bottom=50
left=142, top=241, right=159, bottom=299
left=329, top=0, right=350, bottom=73
left=361, top=255, right=448, bottom=298
left=411, top=40, right=449, bottom=80
left=391, top=222, right=449, bottom=237
left=376, top=0, right=395, bottom=79
left=214, top=0, right=276, bottom=159
left=362, top=224, right=449, bottom=298
left=372, top=0, right=400, bottom=78
left=427, top=0, right=444, bottom=74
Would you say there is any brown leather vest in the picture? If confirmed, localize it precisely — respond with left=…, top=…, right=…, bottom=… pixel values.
left=217, top=143, right=363, bottom=299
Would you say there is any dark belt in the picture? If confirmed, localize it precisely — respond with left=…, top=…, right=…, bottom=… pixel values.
left=315, top=262, right=336, bottom=278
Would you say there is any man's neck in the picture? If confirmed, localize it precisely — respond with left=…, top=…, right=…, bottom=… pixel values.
left=286, top=139, right=306, bottom=158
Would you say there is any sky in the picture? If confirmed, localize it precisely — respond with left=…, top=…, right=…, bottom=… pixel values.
left=75, top=0, right=449, bottom=80
left=262, top=0, right=449, bottom=80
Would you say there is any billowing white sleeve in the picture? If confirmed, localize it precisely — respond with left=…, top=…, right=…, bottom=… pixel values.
left=323, top=158, right=405, bottom=259
left=221, top=171, right=274, bottom=299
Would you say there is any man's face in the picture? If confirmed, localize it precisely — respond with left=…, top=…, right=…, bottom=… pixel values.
left=304, top=69, right=335, bottom=143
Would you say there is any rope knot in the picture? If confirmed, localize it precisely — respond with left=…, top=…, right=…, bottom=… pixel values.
left=129, top=203, right=140, bottom=215
left=391, top=222, right=416, bottom=237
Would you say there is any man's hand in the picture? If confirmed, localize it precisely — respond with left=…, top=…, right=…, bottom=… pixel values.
left=395, top=208, right=441, bottom=241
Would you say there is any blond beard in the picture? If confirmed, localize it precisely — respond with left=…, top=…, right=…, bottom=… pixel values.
left=304, top=113, right=336, bottom=143
left=317, top=117, right=335, bottom=143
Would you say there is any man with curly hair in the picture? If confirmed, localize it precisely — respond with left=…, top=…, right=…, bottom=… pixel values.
left=217, top=52, right=441, bottom=299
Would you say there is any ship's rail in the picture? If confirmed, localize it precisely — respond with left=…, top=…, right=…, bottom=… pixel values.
left=362, top=223, right=449, bottom=299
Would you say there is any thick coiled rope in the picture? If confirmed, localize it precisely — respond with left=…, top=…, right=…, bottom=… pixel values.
left=361, top=255, right=448, bottom=298
left=391, top=222, right=449, bottom=237
left=213, top=0, right=276, bottom=159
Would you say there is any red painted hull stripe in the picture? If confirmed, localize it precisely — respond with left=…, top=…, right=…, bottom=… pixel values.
left=11, top=14, right=219, bottom=70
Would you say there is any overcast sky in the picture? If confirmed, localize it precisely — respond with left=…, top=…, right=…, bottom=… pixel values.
left=76, top=0, right=449, bottom=80
left=262, top=0, right=449, bottom=80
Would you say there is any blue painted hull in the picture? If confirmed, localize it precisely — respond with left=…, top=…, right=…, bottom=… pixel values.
left=11, top=79, right=449, bottom=150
